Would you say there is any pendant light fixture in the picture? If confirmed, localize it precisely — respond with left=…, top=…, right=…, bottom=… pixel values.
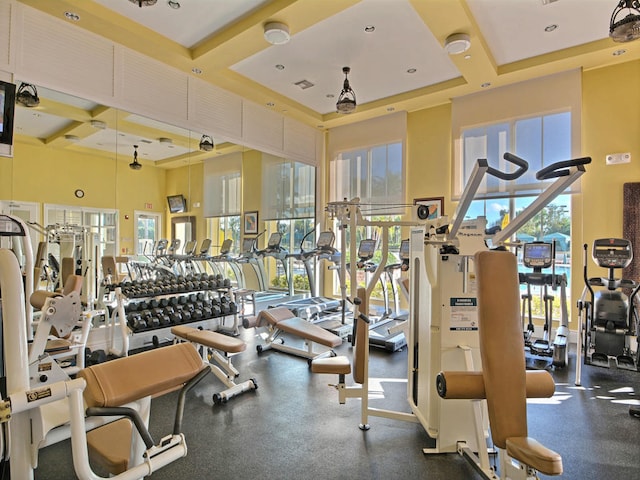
left=610, top=0, right=640, bottom=42
left=129, top=145, right=142, bottom=170
left=16, top=83, right=40, bottom=107
left=336, top=67, right=356, bottom=114
left=199, top=134, right=214, bottom=152
left=129, top=0, right=157, bottom=7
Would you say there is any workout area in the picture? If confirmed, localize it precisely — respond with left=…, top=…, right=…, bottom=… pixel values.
left=2, top=1, right=640, bottom=479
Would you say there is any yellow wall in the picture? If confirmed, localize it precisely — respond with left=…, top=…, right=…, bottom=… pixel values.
left=4, top=141, right=166, bottom=255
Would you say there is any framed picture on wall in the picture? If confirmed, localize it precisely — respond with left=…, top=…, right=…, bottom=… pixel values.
left=413, top=197, right=444, bottom=220
left=244, top=211, right=258, bottom=234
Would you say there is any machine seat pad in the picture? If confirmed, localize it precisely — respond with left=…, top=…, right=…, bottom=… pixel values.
left=78, top=342, right=204, bottom=408
left=506, top=437, right=563, bottom=476
left=171, top=325, right=246, bottom=354
left=311, top=356, right=351, bottom=375
left=87, top=418, right=132, bottom=475
left=279, top=317, right=342, bottom=348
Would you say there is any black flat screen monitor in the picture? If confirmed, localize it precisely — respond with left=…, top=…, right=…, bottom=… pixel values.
left=0, top=80, right=16, bottom=149
left=167, top=194, right=186, bottom=214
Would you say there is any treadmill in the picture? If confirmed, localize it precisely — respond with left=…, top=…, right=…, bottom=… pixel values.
left=275, top=231, right=346, bottom=335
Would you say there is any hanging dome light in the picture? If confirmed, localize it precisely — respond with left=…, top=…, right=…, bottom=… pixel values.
left=610, top=0, right=640, bottom=42
left=129, top=0, right=157, bottom=7
left=16, top=83, right=40, bottom=107
left=129, top=145, right=142, bottom=170
left=199, top=134, right=214, bottom=152
left=336, top=67, right=356, bottom=114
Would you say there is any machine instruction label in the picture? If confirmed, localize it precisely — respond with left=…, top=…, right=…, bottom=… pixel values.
left=449, top=297, right=478, bottom=331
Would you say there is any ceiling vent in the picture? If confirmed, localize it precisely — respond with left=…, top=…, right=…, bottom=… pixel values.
left=294, top=80, right=315, bottom=90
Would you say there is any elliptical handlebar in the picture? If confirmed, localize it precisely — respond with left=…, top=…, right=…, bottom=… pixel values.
left=485, top=152, right=529, bottom=181
left=536, top=156, right=592, bottom=180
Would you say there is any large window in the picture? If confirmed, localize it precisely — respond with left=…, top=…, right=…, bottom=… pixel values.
left=203, top=152, right=242, bottom=218
left=461, top=112, right=573, bottom=318
left=261, top=155, right=316, bottom=292
left=330, top=142, right=404, bottom=213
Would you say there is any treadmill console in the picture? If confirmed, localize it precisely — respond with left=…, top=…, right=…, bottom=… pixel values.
left=316, top=231, right=335, bottom=250
left=242, top=238, right=255, bottom=253
left=220, top=238, right=232, bottom=255
left=523, top=242, right=553, bottom=269
left=592, top=238, right=633, bottom=269
left=267, top=232, right=282, bottom=249
left=358, top=239, right=376, bottom=261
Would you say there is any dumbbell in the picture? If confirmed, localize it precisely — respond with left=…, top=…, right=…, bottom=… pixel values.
left=127, top=312, right=147, bottom=331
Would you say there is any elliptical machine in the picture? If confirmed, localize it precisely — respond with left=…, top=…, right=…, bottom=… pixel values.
left=576, top=238, right=640, bottom=387
left=519, top=241, right=569, bottom=368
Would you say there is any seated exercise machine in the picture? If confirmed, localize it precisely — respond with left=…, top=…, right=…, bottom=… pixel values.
left=576, top=238, right=639, bottom=386
left=519, top=241, right=569, bottom=368
left=0, top=214, right=212, bottom=479
left=438, top=250, right=562, bottom=478
left=317, top=152, right=589, bottom=479
left=171, top=325, right=257, bottom=404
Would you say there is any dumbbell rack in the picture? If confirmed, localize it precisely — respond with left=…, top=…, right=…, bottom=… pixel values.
left=103, top=273, right=239, bottom=356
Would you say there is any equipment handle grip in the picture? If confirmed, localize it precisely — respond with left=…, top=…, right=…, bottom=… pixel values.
left=536, top=156, right=591, bottom=180
left=485, top=152, right=529, bottom=181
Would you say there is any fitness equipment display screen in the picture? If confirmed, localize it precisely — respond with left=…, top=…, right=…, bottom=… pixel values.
left=523, top=242, right=552, bottom=268
left=399, top=239, right=410, bottom=260
left=358, top=239, right=376, bottom=260
left=267, top=233, right=281, bottom=248
left=220, top=238, right=232, bottom=254
left=317, top=231, right=335, bottom=248
left=592, top=238, right=632, bottom=268
left=242, top=238, right=255, bottom=253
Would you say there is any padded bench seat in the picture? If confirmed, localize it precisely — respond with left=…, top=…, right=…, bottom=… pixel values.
left=171, top=325, right=257, bottom=405
left=249, top=307, right=343, bottom=361
left=311, top=356, right=351, bottom=375
left=171, top=325, right=246, bottom=354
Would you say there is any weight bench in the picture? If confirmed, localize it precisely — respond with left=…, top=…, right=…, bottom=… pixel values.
left=69, top=342, right=210, bottom=479
left=171, top=325, right=257, bottom=404
left=437, top=250, right=562, bottom=479
left=244, top=307, right=342, bottom=361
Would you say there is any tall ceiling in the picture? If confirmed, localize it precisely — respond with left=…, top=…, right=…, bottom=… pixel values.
left=13, top=0, right=640, bottom=165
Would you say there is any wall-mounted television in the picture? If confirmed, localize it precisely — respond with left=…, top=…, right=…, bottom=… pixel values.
left=0, top=80, right=16, bottom=157
left=167, top=194, right=187, bottom=214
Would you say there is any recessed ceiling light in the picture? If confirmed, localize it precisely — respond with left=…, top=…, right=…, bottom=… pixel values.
left=544, top=24, right=558, bottom=32
left=613, top=49, right=627, bottom=56
left=64, top=11, right=80, bottom=21
left=407, top=68, right=417, bottom=74
left=266, top=102, right=275, bottom=107
left=64, top=134, right=80, bottom=142
left=90, top=120, right=107, bottom=129
left=192, top=67, right=202, bottom=74
left=481, top=82, right=491, bottom=88
left=364, top=25, right=375, bottom=33
left=464, top=54, right=471, bottom=60
left=275, top=64, right=285, bottom=70
left=167, top=1, right=180, bottom=9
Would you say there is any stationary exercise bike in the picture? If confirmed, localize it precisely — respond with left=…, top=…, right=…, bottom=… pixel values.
left=576, top=238, right=640, bottom=387
left=519, top=241, right=569, bottom=368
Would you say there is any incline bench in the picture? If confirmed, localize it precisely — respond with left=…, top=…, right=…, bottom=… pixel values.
left=171, top=325, right=257, bottom=404
left=70, top=342, right=210, bottom=479
left=243, top=307, right=342, bottom=361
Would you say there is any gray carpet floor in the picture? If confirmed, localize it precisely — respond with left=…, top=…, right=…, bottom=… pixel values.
left=32, top=324, right=640, bottom=479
